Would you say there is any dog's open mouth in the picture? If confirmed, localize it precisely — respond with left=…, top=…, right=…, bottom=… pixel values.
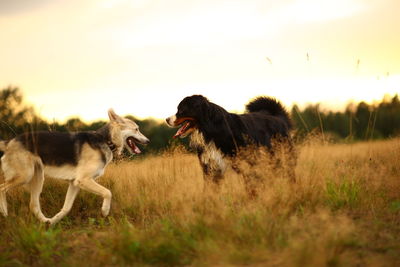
left=174, top=120, right=195, bottom=138
left=126, top=137, right=141, bottom=154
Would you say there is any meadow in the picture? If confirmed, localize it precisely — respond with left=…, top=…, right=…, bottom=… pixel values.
left=0, top=137, right=399, bottom=266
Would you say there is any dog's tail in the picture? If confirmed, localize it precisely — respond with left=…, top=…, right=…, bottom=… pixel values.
left=246, top=97, right=292, bottom=128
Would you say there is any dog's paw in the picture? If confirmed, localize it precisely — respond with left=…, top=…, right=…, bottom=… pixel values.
left=101, top=195, right=111, bottom=217
left=101, top=203, right=110, bottom=217
left=0, top=208, right=7, bottom=217
left=47, top=218, right=57, bottom=225
left=101, top=207, right=110, bottom=217
left=38, top=217, right=53, bottom=229
left=44, top=220, right=52, bottom=229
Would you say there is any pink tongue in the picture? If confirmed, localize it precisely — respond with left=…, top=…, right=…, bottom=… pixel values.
left=173, top=122, right=189, bottom=138
left=128, top=137, right=141, bottom=154
left=174, top=127, right=184, bottom=138
left=134, top=146, right=141, bottom=154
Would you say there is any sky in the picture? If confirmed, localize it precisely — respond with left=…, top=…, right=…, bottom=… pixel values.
left=0, top=0, right=399, bottom=122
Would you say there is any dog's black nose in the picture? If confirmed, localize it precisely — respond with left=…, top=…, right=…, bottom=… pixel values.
left=144, top=139, right=150, bottom=145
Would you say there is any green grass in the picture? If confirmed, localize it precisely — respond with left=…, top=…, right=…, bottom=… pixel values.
left=325, top=178, right=361, bottom=210
left=0, top=218, right=68, bottom=266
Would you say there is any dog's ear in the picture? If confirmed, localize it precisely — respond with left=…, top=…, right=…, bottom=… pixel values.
left=108, top=109, right=125, bottom=123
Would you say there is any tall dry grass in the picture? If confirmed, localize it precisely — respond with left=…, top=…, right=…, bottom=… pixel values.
left=1, top=138, right=399, bottom=266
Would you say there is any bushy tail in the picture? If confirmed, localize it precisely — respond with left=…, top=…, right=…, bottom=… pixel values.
left=246, top=96, right=292, bottom=128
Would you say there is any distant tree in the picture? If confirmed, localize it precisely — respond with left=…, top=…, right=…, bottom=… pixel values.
left=375, top=95, right=400, bottom=138
left=64, top=117, right=87, bottom=132
left=0, top=86, right=39, bottom=139
left=85, top=120, right=106, bottom=131
left=291, top=94, right=400, bottom=143
left=291, top=104, right=321, bottom=138
left=354, top=102, right=371, bottom=139
left=324, top=111, right=350, bottom=139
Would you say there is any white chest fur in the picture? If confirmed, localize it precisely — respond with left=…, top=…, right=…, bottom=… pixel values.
left=190, top=130, right=227, bottom=177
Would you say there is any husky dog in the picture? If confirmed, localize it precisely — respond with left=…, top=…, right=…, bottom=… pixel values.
left=0, top=109, right=149, bottom=225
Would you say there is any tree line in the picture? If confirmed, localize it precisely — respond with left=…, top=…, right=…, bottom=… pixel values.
left=1, top=86, right=399, bottom=154
left=291, top=94, right=400, bottom=141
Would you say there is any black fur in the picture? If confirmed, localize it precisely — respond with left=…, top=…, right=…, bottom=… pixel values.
left=176, top=95, right=293, bottom=156
left=16, top=126, right=111, bottom=166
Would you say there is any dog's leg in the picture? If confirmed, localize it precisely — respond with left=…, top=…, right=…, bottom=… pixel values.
left=74, top=178, right=112, bottom=217
left=200, top=155, right=226, bottom=191
left=49, top=182, right=80, bottom=225
left=0, top=190, right=6, bottom=217
left=287, top=143, right=297, bottom=183
left=274, top=138, right=297, bottom=182
left=1, top=152, right=35, bottom=216
left=0, top=176, right=30, bottom=217
left=242, top=174, right=259, bottom=198
left=202, top=171, right=224, bottom=194
left=203, top=177, right=221, bottom=194
left=28, top=164, right=50, bottom=223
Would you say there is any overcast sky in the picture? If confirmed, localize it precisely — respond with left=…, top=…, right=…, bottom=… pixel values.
left=0, top=0, right=399, bottom=122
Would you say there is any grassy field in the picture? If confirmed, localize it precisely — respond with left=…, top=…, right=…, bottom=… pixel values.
left=0, top=138, right=399, bottom=266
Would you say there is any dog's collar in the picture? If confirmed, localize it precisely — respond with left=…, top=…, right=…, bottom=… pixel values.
left=107, top=141, right=117, bottom=153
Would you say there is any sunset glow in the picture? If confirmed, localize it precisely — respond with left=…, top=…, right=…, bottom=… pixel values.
left=0, top=0, right=399, bottom=122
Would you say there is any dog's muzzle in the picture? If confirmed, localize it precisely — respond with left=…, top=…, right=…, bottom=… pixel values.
left=166, top=115, right=177, bottom=127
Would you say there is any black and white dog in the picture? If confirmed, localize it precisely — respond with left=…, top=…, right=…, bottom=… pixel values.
left=166, top=95, right=295, bottom=183
left=0, top=109, right=149, bottom=224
